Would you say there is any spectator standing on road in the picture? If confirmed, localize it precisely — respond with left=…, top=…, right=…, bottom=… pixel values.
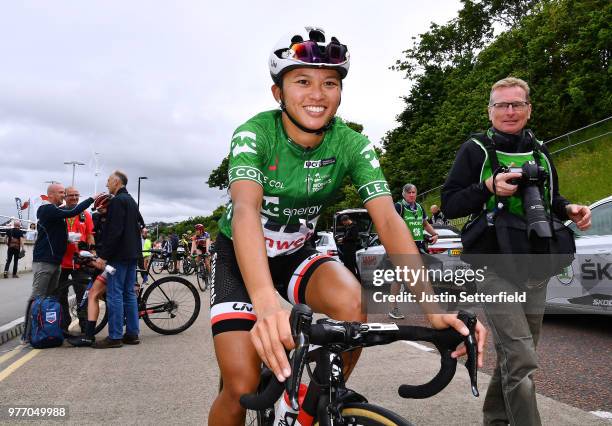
left=140, top=228, right=152, bottom=283
left=22, top=183, right=95, bottom=342
left=93, top=171, right=142, bottom=348
left=428, top=204, right=449, bottom=226
left=58, top=186, right=95, bottom=334
left=25, top=223, right=37, bottom=241
left=169, top=232, right=179, bottom=272
left=4, top=220, right=25, bottom=278
left=395, top=184, right=439, bottom=252
left=338, top=215, right=359, bottom=278
left=442, top=77, right=591, bottom=426
left=389, top=184, right=439, bottom=319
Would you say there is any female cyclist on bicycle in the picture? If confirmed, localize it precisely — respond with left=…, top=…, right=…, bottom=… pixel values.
left=191, top=223, right=211, bottom=272
left=209, top=26, right=487, bottom=425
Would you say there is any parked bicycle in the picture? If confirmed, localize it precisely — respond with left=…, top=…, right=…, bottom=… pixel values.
left=66, top=249, right=201, bottom=335
left=237, top=304, right=479, bottom=425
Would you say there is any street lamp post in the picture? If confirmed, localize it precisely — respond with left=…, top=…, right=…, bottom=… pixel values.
left=137, top=176, right=148, bottom=208
left=63, top=161, right=85, bottom=186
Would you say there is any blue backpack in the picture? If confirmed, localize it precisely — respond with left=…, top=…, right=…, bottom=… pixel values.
left=30, top=296, right=64, bottom=348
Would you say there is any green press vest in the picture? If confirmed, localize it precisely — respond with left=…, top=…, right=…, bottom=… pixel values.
left=470, top=138, right=553, bottom=217
left=400, top=200, right=425, bottom=242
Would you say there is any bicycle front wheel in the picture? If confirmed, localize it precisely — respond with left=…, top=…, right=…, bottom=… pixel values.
left=317, top=403, right=413, bottom=426
left=141, top=276, right=201, bottom=335
left=196, top=263, right=209, bottom=292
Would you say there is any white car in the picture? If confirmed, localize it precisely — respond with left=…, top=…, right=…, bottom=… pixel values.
left=425, top=226, right=462, bottom=256
left=546, top=195, right=612, bottom=314
left=315, top=231, right=340, bottom=260
left=356, top=196, right=612, bottom=315
left=356, top=225, right=467, bottom=290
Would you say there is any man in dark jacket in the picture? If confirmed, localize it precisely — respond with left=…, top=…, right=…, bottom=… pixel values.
left=22, top=183, right=95, bottom=342
left=442, top=77, right=591, bottom=426
left=93, top=170, right=142, bottom=348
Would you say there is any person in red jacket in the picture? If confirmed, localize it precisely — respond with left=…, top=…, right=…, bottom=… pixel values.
left=58, top=186, right=96, bottom=334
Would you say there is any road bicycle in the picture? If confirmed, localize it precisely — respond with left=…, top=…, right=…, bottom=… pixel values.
left=181, top=253, right=211, bottom=292
left=238, top=304, right=479, bottom=425
left=64, top=249, right=201, bottom=336
left=181, top=251, right=195, bottom=275
left=151, top=252, right=177, bottom=275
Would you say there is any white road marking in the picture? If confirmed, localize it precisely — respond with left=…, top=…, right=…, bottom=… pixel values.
left=402, top=340, right=434, bottom=352
left=590, top=411, right=612, bottom=420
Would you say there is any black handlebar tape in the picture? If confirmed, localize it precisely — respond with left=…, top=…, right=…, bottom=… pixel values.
left=287, top=333, right=309, bottom=411
left=287, top=304, right=313, bottom=410
left=309, top=324, right=348, bottom=346
left=398, top=352, right=458, bottom=399
left=396, top=325, right=463, bottom=349
left=458, top=310, right=479, bottom=397
left=239, top=375, right=284, bottom=411
left=395, top=326, right=463, bottom=399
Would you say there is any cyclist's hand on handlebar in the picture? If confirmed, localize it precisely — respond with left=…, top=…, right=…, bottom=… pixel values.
left=427, top=313, right=487, bottom=368
left=249, top=306, right=295, bottom=383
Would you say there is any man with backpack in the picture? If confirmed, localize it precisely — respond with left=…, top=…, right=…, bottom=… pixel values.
left=22, top=183, right=97, bottom=345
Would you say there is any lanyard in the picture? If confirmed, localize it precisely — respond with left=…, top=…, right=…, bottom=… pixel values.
left=402, top=201, right=420, bottom=219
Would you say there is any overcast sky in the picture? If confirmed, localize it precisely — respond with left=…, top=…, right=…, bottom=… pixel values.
left=0, top=0, right=461, bottom=225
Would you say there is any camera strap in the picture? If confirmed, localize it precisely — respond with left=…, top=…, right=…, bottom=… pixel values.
left=483, top=133, right=504, bottom=210
left=526, top=132, right=550, bottom=212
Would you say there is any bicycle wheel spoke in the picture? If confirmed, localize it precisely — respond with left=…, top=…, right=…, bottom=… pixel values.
left=142, top=278, right=200, bottom=334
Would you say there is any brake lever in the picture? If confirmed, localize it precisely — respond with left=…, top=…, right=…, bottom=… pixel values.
left=287, top=304, right=313, bottom=411
left=457, top=310, right=479, bottom=397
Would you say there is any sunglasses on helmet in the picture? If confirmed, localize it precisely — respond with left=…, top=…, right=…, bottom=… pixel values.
left=287, top=40, right=348, bottom=65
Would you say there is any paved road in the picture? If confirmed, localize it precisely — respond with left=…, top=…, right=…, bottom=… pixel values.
left=384, top=311, right=612, bottom=415
left=0, top=272, right=31, bottom=324
left=0, top=275, right=609, bottom=425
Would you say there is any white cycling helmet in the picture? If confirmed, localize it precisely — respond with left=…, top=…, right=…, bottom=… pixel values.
left=269, top=26, right=350, bottom=85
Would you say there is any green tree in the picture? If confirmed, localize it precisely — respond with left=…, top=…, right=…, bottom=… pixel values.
left=207, top=155, right=229, bottom=190
left=383, top=0, right=611, bottom=202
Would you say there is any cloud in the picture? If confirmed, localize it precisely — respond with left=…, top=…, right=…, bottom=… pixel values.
left=0, top=1, right=460, bottom=224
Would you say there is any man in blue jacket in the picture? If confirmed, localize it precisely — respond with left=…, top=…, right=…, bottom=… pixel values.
left=93, top=170, right=143, bottom=348
left=22, top=183, right=96, bottom=342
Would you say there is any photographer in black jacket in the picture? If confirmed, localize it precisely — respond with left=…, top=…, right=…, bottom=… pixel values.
left=92, top=170, right=143, bottom=349
left=442, top=77, right=591, bottom=426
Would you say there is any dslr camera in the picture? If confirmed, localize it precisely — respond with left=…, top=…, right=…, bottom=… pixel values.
left=503, top=160, right=552, bottom=239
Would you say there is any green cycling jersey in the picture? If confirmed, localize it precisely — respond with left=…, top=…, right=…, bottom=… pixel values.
left=218, top=110, right=391, bottom=257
